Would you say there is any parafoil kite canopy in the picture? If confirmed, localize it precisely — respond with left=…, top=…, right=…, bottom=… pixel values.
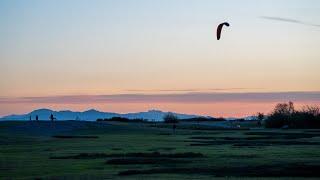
left=217, top=22, right=230, bottom=40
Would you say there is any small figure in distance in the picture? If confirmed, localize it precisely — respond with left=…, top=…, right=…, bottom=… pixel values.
left=173, top=123, right=177, bottom=134
left=29, top=115, right=32, bottom=121
left=50, top=113, right=54, bottom=122
left=36, top=115, right=39, bottom=122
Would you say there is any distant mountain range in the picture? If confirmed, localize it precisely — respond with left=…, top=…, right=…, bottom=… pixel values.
left=0, top=109, right=206, bottom=121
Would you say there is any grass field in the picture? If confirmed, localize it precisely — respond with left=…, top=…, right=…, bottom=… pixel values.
left=1, top=120, right=320, bottom=179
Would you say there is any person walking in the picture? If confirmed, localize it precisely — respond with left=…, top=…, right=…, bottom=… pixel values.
left=50, top=114, right=54, bottom=122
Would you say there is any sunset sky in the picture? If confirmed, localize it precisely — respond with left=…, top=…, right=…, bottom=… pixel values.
left=1, top=0, right=320, bottom=117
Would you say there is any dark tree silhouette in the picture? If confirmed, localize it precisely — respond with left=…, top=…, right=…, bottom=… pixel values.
left=163, top=113, right=179, bottom=124
left=302, top=105, right=320, bottom=116
left=265, top=102, right=320, bottom=129
left=273, top=101, right=295, bottom=115
left=257, top=112, right=264, bottom=126
left=163, top=113, right=179, bottom=134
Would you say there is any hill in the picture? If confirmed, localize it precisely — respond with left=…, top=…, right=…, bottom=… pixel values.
left=0, top=109, right=204, bottom=121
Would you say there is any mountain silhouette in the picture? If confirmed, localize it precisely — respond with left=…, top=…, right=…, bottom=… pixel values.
left=0, top=109, right=203, bottom=121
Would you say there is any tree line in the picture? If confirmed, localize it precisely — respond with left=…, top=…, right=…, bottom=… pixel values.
left=262, top=102, right=320, bottom=129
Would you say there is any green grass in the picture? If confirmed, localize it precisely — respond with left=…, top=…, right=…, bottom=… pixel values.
left=1, top=121, right=320, bottom=179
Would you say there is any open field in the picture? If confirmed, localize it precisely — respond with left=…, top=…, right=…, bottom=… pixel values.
left=1, top=121, right=320, bottom=179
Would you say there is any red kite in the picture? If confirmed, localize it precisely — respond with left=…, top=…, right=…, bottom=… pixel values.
left=217, top=22, right=230, bottom=40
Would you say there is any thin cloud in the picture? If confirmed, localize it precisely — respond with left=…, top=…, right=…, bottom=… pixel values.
left=261, top=16, right=320, bottom=27
left=1, top=92, right=320, bottom=104
left=126, top=88, right=263, bottom=93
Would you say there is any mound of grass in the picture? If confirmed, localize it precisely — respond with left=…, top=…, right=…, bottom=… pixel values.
left=220, top=154, right=259, bottom=158
left=245, top=132, right=320, bottom=139
left=118, top=168, right=213, bottom=176
left=50, top=152, right=204, bottom=159
left=131, top=152, right=203, bottom=158
left=188, top=140, right=320, bottom=147
left=50, top=153, right=109, bottom=159
left=106, top=158, right=190, bottom=165
left=52, top=135, right=98, bottom=139
left=189, top=135, right=319, bottom=141
left=190, top=136, right=271, bottom=140
left=157, top=132, right=172, bottom=135
left=118, top=163, right=320, bottom=177
left=148, top=147, right=176, bottom=151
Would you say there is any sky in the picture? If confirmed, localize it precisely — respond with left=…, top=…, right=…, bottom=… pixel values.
left=0, top=0, right=320, bottom=117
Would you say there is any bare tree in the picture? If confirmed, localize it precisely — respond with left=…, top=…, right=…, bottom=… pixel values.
left=302, top=105, right=320, bottom=116
left=274, top=101, right=295, bottom=116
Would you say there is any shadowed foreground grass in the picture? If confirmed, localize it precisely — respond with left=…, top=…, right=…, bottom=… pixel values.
left=1, top=121, right=320, bottom=179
